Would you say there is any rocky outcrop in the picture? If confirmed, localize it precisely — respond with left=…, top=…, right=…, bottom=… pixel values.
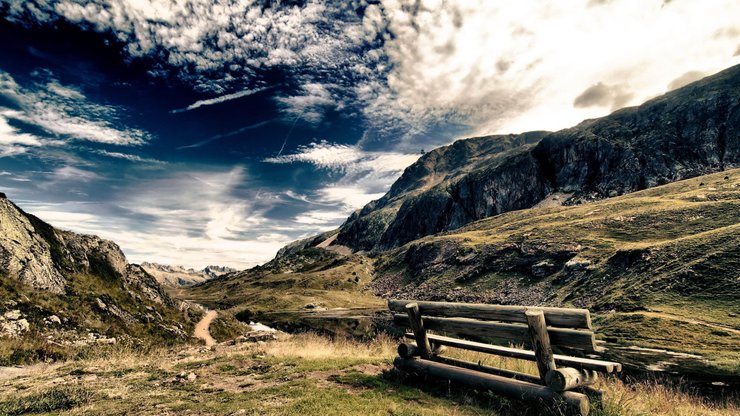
left=0, top=196, right=173, bottom=307
left=331, top=65, right=740, bottom=252
left=0, top=195, right=197, bottom=344
left=0, top=197, right=67, bottom=293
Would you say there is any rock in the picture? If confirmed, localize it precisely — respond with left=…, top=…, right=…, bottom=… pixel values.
left=531, top=260, right=558, bottom=278
left=303, top=302, right=326, bottom=310
left=4, top=310, right=22, bottom=320
left=95, top=298, right=108, bottom=311
left=96, top=337, right=117, bottom=345
left=0, top=318, right=29, bottom=337
left=45, top=315, right=62, bottom=325
left=175, top=371, right=197, bottom=383
left=564, top=259, right=592, bottom=272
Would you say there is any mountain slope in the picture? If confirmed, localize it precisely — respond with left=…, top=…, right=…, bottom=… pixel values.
left=372, top=169, right=740, bottom=374
left=0, top=193, right=201, bottom=363
left=333, top=64, right=740, bottom=252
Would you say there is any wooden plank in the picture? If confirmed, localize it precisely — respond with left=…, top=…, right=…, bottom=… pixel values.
left=389, top=299, right=592, bottom=329
left=394, top=314, right=599, bottom=352
left=430, top=355, right=543, bottom=385
left=526, top=310, right=557, bottom=383
left=405, top=303, right=431, bottom=358
left=394, top=357, right=589, bottom=416
left=404, top=333, right=622, bottom=373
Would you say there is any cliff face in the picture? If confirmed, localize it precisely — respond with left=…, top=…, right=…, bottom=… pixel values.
left=0, top=194, right=197, bottom=345
left=0, top=194, right=170, bottom=305
left=333, top=65, right=740, bottom=252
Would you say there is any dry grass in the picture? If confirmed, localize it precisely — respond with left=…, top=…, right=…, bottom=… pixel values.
left=261, top=332, right=396, bottom=361
left=1, top=333, right=737, bottom=415
left=598, top=378, right=738, bottom=416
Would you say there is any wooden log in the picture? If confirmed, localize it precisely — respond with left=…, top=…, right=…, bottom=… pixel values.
left=430, top=355, right=542, bottom=385
left=432, top=344, right=448, bottom=355
left=398, top=343, right=419, bottom=358
left=398, top=342, right=446, bottom=358
left=389, top=299, right=592, bottom=329
left=405, top=303, right=432, bottom=358
left=393, top=314, right=599, bottom=352
left=526, top=310, right=556, bottom=384
left=394, top=357, right=589, bottom=416
left=546, top=368, right=599, bottom=392
left=403, top=333, right=622, bottom=373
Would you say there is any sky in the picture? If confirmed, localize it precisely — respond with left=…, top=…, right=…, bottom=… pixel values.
left=0, top=0, right=739, bottom=269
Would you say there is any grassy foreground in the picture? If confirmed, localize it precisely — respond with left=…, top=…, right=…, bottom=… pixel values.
left=1, top=332, right=737, bottom=416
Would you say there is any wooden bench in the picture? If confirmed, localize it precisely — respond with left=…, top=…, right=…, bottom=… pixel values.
left=389, top=299, right=622, bottom=416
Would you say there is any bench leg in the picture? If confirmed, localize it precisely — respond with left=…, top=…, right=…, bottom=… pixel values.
left=405, top=302, right=432, bottom=358
left=525, top=309, right=557, bottom=384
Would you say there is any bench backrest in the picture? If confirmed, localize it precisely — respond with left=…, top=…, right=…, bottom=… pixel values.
left=389, top=299, right=601, bottom=353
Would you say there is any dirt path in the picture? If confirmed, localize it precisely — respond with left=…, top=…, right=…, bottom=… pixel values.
left=194, top=310, right=217, bottom=346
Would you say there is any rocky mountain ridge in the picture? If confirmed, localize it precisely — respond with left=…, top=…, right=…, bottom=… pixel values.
left=326, top=64, right=740, bottom=252
left=141, top=262, right=236, bottom=287
left=0, top=193, right=200, bottom=354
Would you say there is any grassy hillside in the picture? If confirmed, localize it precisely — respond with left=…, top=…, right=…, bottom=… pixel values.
left=374, top=169, right=740, bottom=375
left=182, top=249, right=384, bottom=337
left=0, top=271, right=202, bottom=366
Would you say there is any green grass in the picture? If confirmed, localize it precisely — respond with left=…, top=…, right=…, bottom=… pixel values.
left=0, top=386, right=93, bottom=416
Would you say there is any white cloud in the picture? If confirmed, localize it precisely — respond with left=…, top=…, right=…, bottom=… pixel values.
left=0, top=70, right=151, bottom=147
left=4, top=1, right=366, bottom=93
left=5, top=1, right=739, bottom=144
left=93, top=149, right=164, bottom=164
left=354, top=0, right=740, bottom=145
left=170, top=86, right=272, bottom=113
left=52, top=166, right=101, bottom=182
left=19, top=165, right=293, bottom=269
left=0, top=111, right=43, bottom=157
left=266, top=140, right=419, bottom=221
left=265, top=140, right=418, bottom=174
left=294, top=210, right=353, bottom=226
left=276, top=83, right=336, bottom=123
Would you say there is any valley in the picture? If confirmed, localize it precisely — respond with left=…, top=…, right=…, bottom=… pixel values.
left=1, top=64, right=739, bottom=415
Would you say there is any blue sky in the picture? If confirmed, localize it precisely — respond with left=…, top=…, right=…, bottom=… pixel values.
left=0, top=0, right=738, bottom=268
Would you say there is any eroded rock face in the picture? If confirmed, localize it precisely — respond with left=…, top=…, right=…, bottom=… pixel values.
left=0, top=198, right=67, bottom=293
left=332, top=64, right=740, bottom=252
left=0, top=196, right=176, bottom=307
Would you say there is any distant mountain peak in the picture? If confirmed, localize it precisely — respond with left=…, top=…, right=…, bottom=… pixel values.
left=140, top=262, right=237, bottom=287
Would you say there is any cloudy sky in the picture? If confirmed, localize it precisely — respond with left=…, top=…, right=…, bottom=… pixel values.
left=0, top=0, right=738, bottom=269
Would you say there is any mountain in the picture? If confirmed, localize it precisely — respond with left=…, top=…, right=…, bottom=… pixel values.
left=202, top=66, right=740, bottom=375
left=327, top=64, right=740, bottom=252
left=0, top=193, right=201, bottom=363
left=141, top=262, right=236, bottom=287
